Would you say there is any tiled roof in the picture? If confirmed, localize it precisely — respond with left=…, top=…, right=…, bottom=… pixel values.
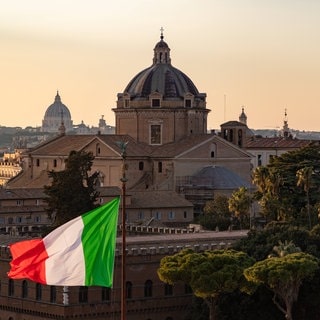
left=246, top=136, right=314, bottom=149
left=7, top=170, right=51, bottom=189
left=128, top=191, right=193, bottom=209
left=149, top=133, right=252, bottom=158
left=0, top=188, right=45, bottom=199
left=221, top=121, right=247, bottom=127
left=28, top=134, right=152, bottom=158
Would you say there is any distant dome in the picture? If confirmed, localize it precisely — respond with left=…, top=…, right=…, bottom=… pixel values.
left=123, top=33, right=203, bottom=100
left=44, top=92, right=71, bottom=119
left=42, top=92, right=73, bottom=133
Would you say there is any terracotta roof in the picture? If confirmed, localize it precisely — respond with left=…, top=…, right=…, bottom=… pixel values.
left=221, top=121, right=247, bottom=127
left=149, top=134, right=251, bottom=158
left=246, top=136, right=314, bottom=149
left=128, top=191, right=193, bottom=209
left=28, top=134, right=152, bottom=158
left=0, top=188, right=45, bottom=199
left=7, top=170, right=51, bottom=189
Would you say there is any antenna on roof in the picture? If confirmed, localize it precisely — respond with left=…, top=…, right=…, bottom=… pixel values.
left=224, top=94, right=226, bottom=121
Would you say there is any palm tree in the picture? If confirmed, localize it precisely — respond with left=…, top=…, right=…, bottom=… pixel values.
left=296, top=166, right=313, bottom=229
left=228, top=187, right=251, bottom=229
left=252, top=166, right=270, bottom=194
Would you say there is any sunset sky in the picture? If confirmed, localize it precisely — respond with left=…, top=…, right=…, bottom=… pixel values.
left=1, top=0, right=319, bottom=131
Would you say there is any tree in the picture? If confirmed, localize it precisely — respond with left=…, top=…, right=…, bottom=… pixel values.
left=44, top=150, right=99, bottom=228
left=251, top=143, right=320, bottom=226
left=268, top=240, right=301, bottom=258
left=158, top=249, right=255, bottom=320
left=244, top=252, right=319, bottom=320
left=200, top=195, right=231, bottom=231
left=228, top=187, right=252, bottom=229
left=296, top=166, right=314, bottom=229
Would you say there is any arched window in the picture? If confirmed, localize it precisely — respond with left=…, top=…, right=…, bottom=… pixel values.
left=22, top=280, right=28, bottom=298
left=96, top=143, right=101, bottom=156
left=36, top=283, right=42, bottom=301
left=126, top=281, right=133, bottom=299
left=79, top=286, right=88, bottom=303
left=50, top=286, right=57, bottom=303
left=144, top=280, right=153, bottom=298
left=238, top=129, right=243, bottom=147
left=229, top=129, right=234, bottom=142
left=210, top=142, right=217, bottom=158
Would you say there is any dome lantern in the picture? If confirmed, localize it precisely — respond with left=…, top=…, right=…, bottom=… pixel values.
left=153, top=28, right=171, bottom=65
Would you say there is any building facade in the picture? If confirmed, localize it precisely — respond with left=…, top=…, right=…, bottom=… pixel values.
left=1, top=32, right=253, bottom=320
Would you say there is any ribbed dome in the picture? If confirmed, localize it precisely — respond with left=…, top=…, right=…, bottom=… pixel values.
left=42, top=92, right=73, bottom=133
left=44, top=92, right=71, bottom=119
left=123, top=33, right=201, bottom=99
left=124, top=64, right=200, bottom=98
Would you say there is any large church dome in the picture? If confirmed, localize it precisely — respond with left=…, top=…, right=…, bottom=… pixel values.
left=114, top=31, right=210, bottom=145
left=42, top=92, right=73, bottom=133
left=123, top=33, right=202, bottom=99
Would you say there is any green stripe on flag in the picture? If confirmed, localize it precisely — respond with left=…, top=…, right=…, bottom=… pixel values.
left=81, top=197, right=120, bottom=287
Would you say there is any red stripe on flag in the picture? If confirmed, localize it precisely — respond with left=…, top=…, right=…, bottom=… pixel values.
left=8, top=239, right=48, bottom=284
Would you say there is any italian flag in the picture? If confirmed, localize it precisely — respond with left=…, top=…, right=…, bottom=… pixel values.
left=8, top=197, right=120, bottom=287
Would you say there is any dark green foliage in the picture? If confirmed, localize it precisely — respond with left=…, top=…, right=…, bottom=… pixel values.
left=184, top=296, right=209, bottom=320
left=200, top=195, right=232, bottom=231
left=234, top=223, right=320, bottom=261
left=252, top=143, right=320, bottom=227
left=158, top=249, right=255, bottom=320
left=217, top=288, right=283, bottom=320
left=44, top=150, right=99, bottom=228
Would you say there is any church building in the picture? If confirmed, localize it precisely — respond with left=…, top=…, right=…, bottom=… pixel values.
left=7, top=31, right=253, bottom=226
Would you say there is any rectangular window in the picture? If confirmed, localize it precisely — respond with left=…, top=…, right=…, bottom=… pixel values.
left=168, top=211, right=175, bottom=220
left=36, top=159, right=40, bottom=167
left=158, top=161, right=163, bottom=173
left=185, top=99, right=192, bottom=108
left=53, top=159, right=57, bottom=167
left=151, top=99, right=160, bottom=107
left=257, top=154, right=262, bottom=166
left=138, top=211, right=144, bottom=220
left=34, top=216, right=41, bottom=223
left=155, top=212, right=161, bottom=220
left=150, top=125, right=161, bottom=145
left=184, top=211, right=187, bottom=219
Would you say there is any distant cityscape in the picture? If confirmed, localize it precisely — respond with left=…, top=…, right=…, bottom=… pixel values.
left=0, top=123, right=319, bottom=152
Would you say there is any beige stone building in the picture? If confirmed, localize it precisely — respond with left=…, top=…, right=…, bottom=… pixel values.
left=7, top=32, right=253, bottom=226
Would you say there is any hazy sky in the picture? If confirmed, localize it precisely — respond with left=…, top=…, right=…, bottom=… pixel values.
left=1, top=0, right=319, bottom=131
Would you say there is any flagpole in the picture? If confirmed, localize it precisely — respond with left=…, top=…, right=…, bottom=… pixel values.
left=119, top=142, right=128, bottom=320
